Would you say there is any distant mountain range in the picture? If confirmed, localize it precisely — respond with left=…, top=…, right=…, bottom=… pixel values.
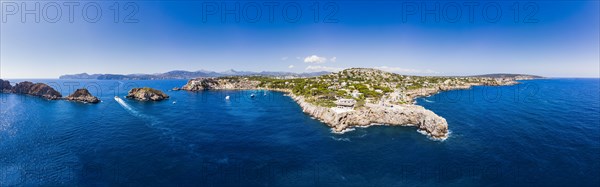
left=59, top=69, right=331, bottom=80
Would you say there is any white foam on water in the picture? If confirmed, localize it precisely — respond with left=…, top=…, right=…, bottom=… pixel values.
left=417, top=129, right=451, bottom=141
left=330, top=128, right=355, bottom=134
left=423, top=99, right=435, bottom=103
left=330, top=136, right=351, bottom=142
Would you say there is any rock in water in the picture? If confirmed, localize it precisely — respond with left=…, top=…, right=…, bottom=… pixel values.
left=11, top=81, right=62, bottom=100
left=0, top=79, right=12, bottom=93
left=66, top=88, right=100, bottom=103
left=126, top=87, right=169, bottom=101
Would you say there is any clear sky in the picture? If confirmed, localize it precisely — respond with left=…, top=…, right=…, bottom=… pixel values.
left=1, top=0, right=598, bottom=78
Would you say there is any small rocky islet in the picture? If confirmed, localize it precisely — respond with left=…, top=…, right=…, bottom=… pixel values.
left=66, top=88, right=101, bottom=103
left=126, top=87, right=169, bottom=101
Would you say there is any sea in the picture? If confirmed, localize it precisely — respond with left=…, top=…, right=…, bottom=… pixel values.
left=0, top=78, right=598, bottom=186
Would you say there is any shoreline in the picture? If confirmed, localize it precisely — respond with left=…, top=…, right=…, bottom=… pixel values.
left=177, top=77, right=524, bottom=140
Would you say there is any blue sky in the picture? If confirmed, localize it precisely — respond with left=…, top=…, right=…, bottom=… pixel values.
left=1, top=0, right=598, bottom=78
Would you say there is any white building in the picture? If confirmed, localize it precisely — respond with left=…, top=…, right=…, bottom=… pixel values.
left=335, top=99, right=357, bottom=110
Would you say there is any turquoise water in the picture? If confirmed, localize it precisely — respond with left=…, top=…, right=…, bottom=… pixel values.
left=0, top=79, right=599, bottom=186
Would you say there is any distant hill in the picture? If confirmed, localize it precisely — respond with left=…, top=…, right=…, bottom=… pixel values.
left=59, top=70, right=330, bottom=80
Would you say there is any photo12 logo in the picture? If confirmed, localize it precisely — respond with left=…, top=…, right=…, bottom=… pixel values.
left=401, top=1, right=539, bottom=23
left=200, top=1, right=339, bottom=23
left=1, top=1, right=139, bottom=23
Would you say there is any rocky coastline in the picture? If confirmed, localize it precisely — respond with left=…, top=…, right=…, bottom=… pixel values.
left=176, top=69, right=536, bottom=140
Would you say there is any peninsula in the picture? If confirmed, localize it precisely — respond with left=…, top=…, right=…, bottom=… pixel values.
left=178, top=68, right=539, bottom=139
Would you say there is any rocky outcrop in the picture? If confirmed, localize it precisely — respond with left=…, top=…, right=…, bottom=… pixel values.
left=66, top=88, right=100, bottom=103
left=126, top=87, right=169, bottom=101
left=291, top=95, right=449, bottom=139
left=182, top=78, right=261, bottom=91
left=0, top=79, right=11, bottom=92
left=11, top=81, right=62, bottom=100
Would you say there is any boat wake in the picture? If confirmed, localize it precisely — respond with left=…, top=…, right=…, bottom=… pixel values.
left=114, top=96, right=180, bottom=142
left=423, top=99, right=435, bottom=103
left=114, top=96, right=160, bottom=126
left=115, top=97, right=140, bottom=116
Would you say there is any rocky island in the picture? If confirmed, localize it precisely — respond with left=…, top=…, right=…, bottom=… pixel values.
left=66, top=88, right=101, bottom=103
left=126, top=87, right=170, bottom=101
left=180, top=68, right=538, bottom=139
left=0, top=79, right=63, bottom=100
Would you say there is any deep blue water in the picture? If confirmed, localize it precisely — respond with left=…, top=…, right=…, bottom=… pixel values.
left=0, top=79, right=598, bottom=186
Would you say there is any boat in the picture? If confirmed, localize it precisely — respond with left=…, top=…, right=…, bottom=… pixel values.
left=225, top=96, right=230, bottom=100
left=250, top=94, right=256, bottom=98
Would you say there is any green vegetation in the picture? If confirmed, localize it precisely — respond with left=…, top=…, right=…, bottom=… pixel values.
left=240, top=68, right=504, bottom=107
